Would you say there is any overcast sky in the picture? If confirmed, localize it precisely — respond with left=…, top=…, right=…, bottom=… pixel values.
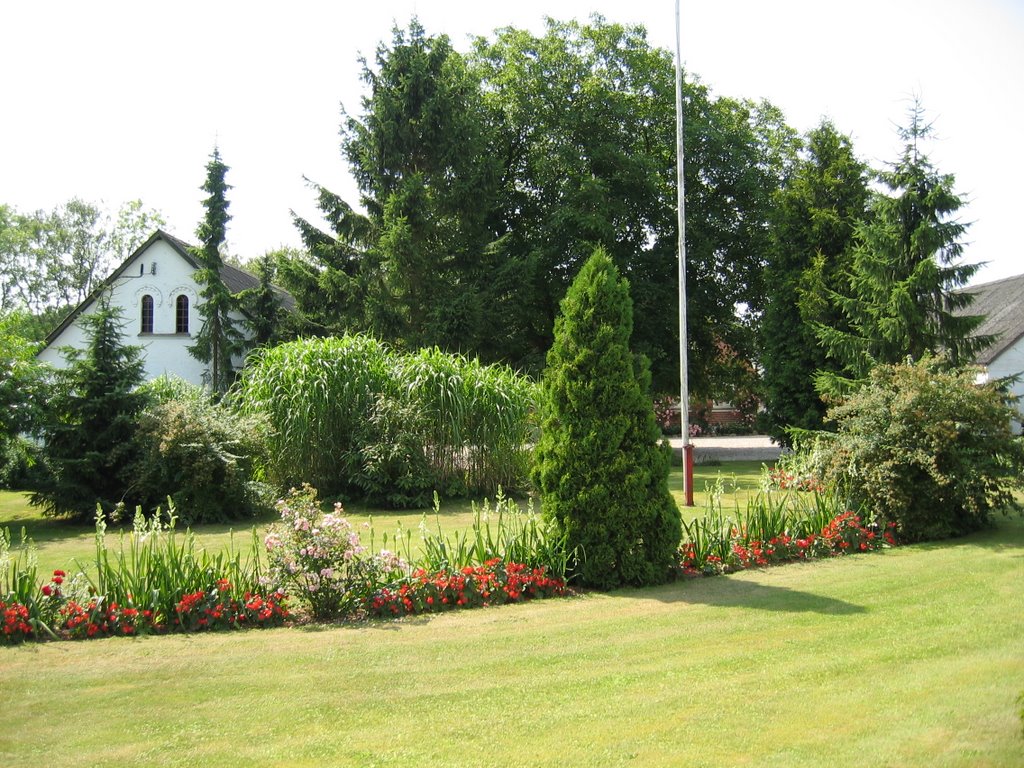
left=3, top=0, right=1021, bottom=284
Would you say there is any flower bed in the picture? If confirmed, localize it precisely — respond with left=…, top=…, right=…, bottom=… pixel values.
left=3, top=569, right=289, bottom=643
left=3, top=485, right=898, bottom=645
left=368, top=558, right=566, bottom=618
left=679, top=510, right=897, bottom=577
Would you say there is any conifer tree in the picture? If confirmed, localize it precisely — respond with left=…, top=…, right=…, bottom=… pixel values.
left=533, top=249, right=681, bottom=589
left=32, top=298, right=147, bottom=520
left=761, top=121, right=868, bottom=442
left=238, top=252, right=283, bottom=348
left=815, top=101, right=991, bottom=391
left=189, top=147, right=244, bottom=395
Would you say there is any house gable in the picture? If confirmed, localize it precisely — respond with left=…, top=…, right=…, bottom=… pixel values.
left=36, top=229, right=287, bottom=387
left=961, top=273, right=1024, bottom=366
left=960, top=272, right=1024, bottom=430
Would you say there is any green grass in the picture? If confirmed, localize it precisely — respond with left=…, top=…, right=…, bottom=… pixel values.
left=2, top=511, right=1022, bottom=766
left=0, top=462, right=768, bottom=576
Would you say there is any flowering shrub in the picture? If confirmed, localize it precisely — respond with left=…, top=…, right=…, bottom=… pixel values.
left=264, top=485, right=408, bottom=620
left=368, top=559, right=566, bottom=618
left=812, top=358, right=1024, bottom=542
left=765, top=466, right=824, bottom=494
left=679, top=510, right=896, bottom=576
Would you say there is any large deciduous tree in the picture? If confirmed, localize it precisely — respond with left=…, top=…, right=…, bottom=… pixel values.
left=0, top=199, right=162, bottom=336
left=472, top=17, right=796, bottom=392
left=288, top=17, right=796, bottom=397
left=815, top=101, right=991, bottom=391
left=533, top=249, right=680, bottom=589
left=189, top=148, right=244, bottom=395
left=760, top=120, right=869, bottom=443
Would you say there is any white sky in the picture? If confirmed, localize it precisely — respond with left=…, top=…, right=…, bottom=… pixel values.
left=2, top=0, right=1021, bottom=284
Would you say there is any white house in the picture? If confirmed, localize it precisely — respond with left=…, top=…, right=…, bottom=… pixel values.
left=962, top=272, right=1024, bottom=431
left=37, top=230, right=291, bottom=387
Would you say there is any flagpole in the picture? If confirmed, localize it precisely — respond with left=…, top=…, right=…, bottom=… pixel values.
left=675, top=0, right=694, bottom=506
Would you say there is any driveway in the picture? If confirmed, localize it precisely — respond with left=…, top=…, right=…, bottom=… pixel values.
left=666, top=435, right=782, bottom=463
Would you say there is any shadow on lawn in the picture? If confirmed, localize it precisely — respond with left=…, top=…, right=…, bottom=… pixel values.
left=646, top=577, right=867, bottom=616
left=908, top=514, right=1024, bottom=556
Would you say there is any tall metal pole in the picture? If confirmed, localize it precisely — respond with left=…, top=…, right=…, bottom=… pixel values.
left=675, top=0, right=694, bottom=506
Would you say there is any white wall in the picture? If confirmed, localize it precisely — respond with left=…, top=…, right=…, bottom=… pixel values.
left=987, top=336, right=1024, bottom=433
left=38, top=238, right=250, bottom=388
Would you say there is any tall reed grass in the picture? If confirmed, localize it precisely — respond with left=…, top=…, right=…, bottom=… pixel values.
left=235, top=335, right=536, bottom=501
left=235, top=335, right=391, bottom=491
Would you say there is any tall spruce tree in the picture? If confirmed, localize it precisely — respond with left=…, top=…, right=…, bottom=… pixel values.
left=31, top=299, right=148, bottom=521
left=189, top=148, right=244, bottom=394
left=533, top=249, right=681, bottom=589
left=288, top=20, right=503, bottom=354
left=815, top=102, right=991, bottom=391
left=761, top=121, right=868, bottom=443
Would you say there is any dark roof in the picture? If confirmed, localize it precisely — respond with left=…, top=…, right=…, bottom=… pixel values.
left=41, top=229, right=294, bottom=348
left=960, top=273, right=1024, bottom=365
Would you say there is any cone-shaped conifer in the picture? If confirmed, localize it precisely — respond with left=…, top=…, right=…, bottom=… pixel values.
left=534, top=249, right=681, bottom=588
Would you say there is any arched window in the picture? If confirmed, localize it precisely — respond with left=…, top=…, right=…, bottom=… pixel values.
left=140, top=295, right=154, bottom=334
left=175, top=295, right=189, bottom=334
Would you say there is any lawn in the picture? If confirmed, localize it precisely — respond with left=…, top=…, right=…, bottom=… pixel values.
left=0, top=461, right=768, bottom=577
left=2, top=511, right=1022, bottom=766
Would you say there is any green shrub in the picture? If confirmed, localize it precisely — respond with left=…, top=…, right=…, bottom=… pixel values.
left=132, top=395, right=271, bottom=525
left=0, top=437, right=44, bottom=490
left=812, top=357, right=1024, bottom=542
left=533, top=249, right=681, bottom=589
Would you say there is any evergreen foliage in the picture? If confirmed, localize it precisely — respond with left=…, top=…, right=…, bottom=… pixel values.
left=237, top=252, right=283, bottom=348
left=287, top=17, right=796, bottom=397
left=814, top=101, right=992, bottom=392
left=287, top=20, right=503, bottom=354
left=761, top=121, right=868, bottom=443
left=533, top=250, right=681, bottom=589
left=31, top=299, right=148, bottom=521
left=189, top=147, right=244, bottom=395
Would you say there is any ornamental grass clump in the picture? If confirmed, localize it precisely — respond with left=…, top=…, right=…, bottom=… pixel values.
left=237, top=335, right=392, bottom=493
left=236, top=334, right=537, bottom=505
